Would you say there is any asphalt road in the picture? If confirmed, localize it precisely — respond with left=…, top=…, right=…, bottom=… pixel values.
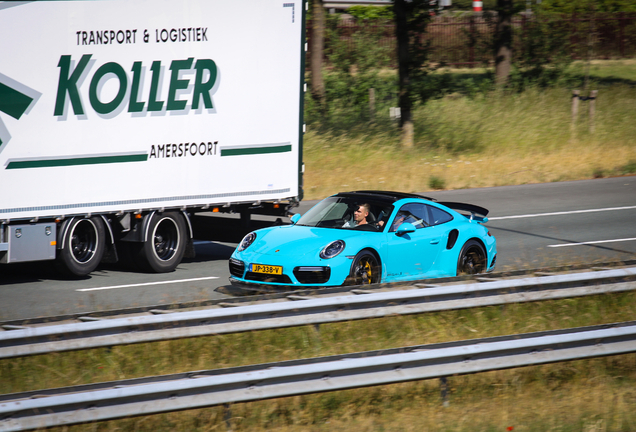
left=1, top=176, right=634, bottom=321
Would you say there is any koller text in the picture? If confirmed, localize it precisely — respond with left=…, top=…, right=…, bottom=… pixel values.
left=54, top=55, right=217, bottom=116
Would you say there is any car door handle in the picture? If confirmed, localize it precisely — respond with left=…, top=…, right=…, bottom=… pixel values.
left=430, top=239, right=440, bottom=244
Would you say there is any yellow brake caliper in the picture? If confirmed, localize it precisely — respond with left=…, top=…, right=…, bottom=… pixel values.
left=363, top=260, right=372, bottom=284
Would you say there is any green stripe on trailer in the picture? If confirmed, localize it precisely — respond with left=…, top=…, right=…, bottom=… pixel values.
left=6, top=154, right=148, bottom=169
left=221, top=144, right=292, bottom=157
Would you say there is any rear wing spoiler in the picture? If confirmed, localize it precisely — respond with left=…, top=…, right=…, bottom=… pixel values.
left=438, top=202, right=489, bottom=223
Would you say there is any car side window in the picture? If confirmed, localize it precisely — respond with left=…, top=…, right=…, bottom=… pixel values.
left=428, top=205, right=453, bottom=226
left=390, top=203, right=430, bottom=231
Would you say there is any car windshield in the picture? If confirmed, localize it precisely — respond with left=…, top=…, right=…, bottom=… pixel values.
left=296, top=196, right=394, bottom=231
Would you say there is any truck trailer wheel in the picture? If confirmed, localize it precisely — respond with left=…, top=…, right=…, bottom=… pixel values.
left=136, top=212, right=187, bottom=272
left=56, top=217, right=106, bottom=277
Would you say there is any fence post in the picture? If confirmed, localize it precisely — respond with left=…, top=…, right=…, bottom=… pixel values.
left=589, top=90, right=598, bottom=134
left=571, top=90, right=580, bottom=139
left=570, top=12, right=578, bottom=60
left=571, top=90, right=580, bottom=123
left=619, top=13, right=625, bottom=58
left=369, top=88, right=375, bottom=123
left=469, top=16, right=476, bottom=68
left=522, top=13, right=527, bottom=37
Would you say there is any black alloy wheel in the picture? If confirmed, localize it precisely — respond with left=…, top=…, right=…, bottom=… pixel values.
left=457, top=239, right=487, bottom=275
left=349, top=250, right=381, bottom=285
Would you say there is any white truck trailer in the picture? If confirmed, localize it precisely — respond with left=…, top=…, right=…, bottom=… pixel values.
left=0, top=0, right=305, bottom=276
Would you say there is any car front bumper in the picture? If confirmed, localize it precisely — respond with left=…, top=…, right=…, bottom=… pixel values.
left=229, top=256, right=347, bottom=288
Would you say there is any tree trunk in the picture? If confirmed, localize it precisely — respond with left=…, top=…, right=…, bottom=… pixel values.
left=394, top=0, right=413, bottom=148
left=310, top=0, right=326, bottom=109
left=494, top=0, right=513, bottom=86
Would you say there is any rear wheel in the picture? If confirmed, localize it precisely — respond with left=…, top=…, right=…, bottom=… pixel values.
left=348, top=250, right=380, bottom=285
left=56, top=217, right=105, bottom=277
left=457, top=240, right=486, bottom=275
left=136, top=212, right=187, bottom=272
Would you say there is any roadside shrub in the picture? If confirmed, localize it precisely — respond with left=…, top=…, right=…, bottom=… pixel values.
left=347, top=5, right=393, bottom=21
left=428, top=176, right=446, bottom=189
left=619, top=160, right=636, bottom=175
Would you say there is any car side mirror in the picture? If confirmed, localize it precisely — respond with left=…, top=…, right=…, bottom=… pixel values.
left=395, top=222, right=416, bottom=236
left=290, top=213, right=301, bottom=224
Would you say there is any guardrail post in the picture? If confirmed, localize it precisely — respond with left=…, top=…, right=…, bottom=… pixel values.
left=313, top=323, right=322, bottom=355
left=224, top=403, right=233, bottom=431
left=440, top=376, right=450, bottom=407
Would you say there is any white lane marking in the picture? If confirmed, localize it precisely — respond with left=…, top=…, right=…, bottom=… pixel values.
left=489, top=205, right=636, bottom=221
left=547, top=237, right=636, bottom=248
left=76, top=276, right=219, bottom=292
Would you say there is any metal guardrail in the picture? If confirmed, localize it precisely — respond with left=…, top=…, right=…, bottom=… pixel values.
left=1, top=267, right=635, bottom=359
left=2, top=320, right=635, bottom=431
left=4, top=261, right=635, bottom=328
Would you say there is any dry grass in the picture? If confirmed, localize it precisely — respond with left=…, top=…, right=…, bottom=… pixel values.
left=304, top=132, right=636, bottom=200
left=303, top=81, right=636, bottom=200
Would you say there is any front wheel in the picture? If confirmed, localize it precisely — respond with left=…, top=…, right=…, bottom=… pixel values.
left=348, top=250, right=380, bottom=285
left=457, top=240, right=486, bottom=275
left=56, top=217, right=106, bottom=277
left=136, top=212, right=187, bottom=273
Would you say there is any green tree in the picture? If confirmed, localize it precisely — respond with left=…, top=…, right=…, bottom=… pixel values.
left=494, top=0, right=514, bottom=86
left=306, top=13, right=393, bottom=130
left=347, top=5, right=394, bottom=20
left=537, top=0, right=636, bottom=13
left=310, top=0, right=326, bottom=111
left=394, top=0, right=432, bottom=148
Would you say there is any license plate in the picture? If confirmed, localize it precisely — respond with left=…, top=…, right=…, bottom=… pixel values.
left=250, top=264, right=283, bottom=275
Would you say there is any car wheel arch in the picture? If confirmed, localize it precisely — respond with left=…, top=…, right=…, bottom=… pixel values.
left=357, top=247, right=381, bottom=266
left=456, top=237, right=488, bottom=275
left=467, top=236, right=486, bottom=251
left=459, top=236, right=487, bottom=257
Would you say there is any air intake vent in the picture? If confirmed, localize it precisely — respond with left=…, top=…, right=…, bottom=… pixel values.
left=293, top=266, right=331, bottom=284
left=229, top=258, right=245, bottom=277
left=446, top=229, right=459, bottom=250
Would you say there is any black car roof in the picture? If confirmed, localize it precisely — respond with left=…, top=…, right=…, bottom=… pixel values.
left=334, top=190, right=437, bottom=204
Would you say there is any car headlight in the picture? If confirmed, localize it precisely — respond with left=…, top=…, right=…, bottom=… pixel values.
left=238, top=232, right=257, bottom=251
left=320, top=240, right=345, bottom=259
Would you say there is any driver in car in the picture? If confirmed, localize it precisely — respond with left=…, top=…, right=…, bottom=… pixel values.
left=343, top=203, right=370, bottom=228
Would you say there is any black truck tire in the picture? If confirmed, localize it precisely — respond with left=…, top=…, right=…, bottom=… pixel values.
left=56, top=216, right=106, bottom=277
left=135, top=211, right=187, bottom=273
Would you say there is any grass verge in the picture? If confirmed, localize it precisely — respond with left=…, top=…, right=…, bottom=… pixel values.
left=2, top=291, right=636, bottom=431
left=303, top=61, right=636, bottom=200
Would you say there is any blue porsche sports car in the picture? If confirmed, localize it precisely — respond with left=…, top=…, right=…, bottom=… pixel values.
left=229, top=191, right=496, bottom=287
